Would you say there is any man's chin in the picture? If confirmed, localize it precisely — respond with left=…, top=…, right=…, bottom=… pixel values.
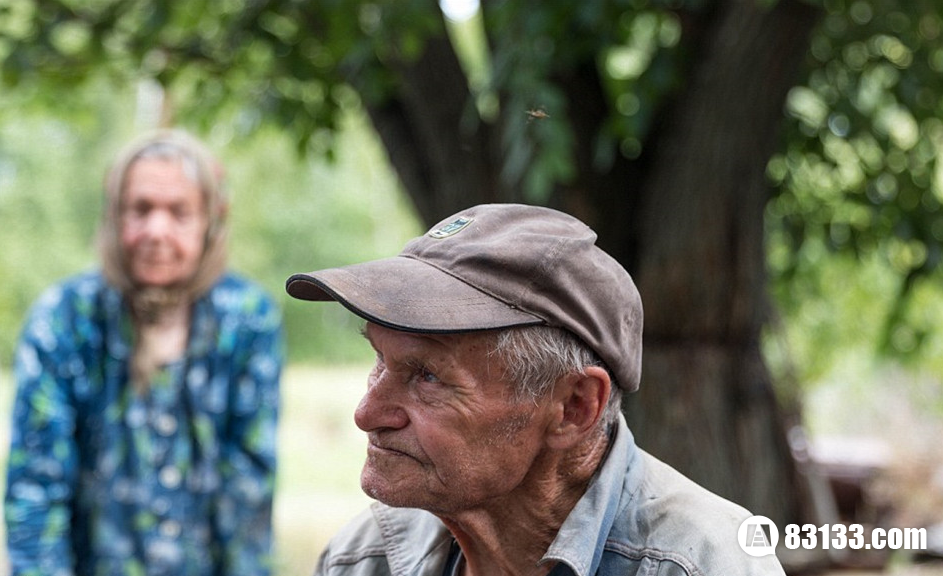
left=361, top=470, right=422, bottom=509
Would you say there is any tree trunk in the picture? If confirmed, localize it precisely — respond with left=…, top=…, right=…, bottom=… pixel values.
left=625, top=0, right=820, bottom=527
left=360, top=0, right=820, bottom=530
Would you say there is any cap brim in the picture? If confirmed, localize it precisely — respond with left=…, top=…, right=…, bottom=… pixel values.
left=286, top=256, right=545, bottom=333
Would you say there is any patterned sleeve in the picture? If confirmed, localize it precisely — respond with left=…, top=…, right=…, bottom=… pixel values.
left=4, top=287, right=79, bottom=576
left=214, top=286, right=284, bottom=576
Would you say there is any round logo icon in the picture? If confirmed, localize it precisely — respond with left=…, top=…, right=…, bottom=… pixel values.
left=738, top=515, right=779, bottom=557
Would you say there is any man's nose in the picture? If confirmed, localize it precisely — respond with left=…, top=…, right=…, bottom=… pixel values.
left=354, top=369, right=409, bottom=432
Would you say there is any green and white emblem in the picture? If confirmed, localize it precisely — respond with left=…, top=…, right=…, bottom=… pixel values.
left=428, top=216, right=474, bottom=239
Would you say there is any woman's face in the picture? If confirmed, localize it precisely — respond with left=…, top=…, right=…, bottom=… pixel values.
left=120, top=157, right=208, bottom=288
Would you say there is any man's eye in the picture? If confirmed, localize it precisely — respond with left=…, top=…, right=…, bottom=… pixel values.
left=418, top=367, right=441, bottom=384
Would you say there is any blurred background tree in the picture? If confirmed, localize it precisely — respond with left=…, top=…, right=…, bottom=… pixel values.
left=3, top=0, right=943, bottom=565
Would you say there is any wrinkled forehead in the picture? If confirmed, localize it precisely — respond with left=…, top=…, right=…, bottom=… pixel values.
left=362, top=323, right=521, bottom=400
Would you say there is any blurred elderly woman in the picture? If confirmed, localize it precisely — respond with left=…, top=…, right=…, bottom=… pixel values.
left=5, top=129, right=283, bottom=576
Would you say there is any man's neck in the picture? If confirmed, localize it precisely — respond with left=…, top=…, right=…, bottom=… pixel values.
left=437, top=432, right=610, bottom=576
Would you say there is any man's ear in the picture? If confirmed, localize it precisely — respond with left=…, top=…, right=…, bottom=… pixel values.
left=545, top=366, right=611, bottom=450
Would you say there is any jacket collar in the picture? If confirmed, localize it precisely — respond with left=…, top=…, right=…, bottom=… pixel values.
left=541, top=414, right=641, bottom=576
left=372, top=504, right=455, bottom=576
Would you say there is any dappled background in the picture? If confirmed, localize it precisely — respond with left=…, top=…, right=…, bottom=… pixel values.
left=2, top=0, right=943, bottom=574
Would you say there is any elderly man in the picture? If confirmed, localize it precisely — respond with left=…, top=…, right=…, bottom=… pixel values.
left=286, top=204, right=785, bottom=576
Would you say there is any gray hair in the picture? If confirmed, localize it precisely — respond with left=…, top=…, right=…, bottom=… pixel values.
left=488, top=325, right=623, bottom=430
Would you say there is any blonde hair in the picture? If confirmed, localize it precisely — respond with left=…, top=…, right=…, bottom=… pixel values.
left=97, top=129, right=229, bottom=388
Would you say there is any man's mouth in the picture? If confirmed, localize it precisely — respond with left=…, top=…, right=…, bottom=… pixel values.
left=366, top=439, right=422, bottom=462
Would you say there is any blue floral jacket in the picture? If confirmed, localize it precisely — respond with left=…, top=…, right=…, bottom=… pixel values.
left=4, top=271, right=283, bottom=576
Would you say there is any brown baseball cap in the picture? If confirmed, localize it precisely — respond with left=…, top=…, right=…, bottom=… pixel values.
left=286, top=203, right=644, bottom=391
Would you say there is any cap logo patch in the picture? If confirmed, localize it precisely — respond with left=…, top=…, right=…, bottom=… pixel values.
left=428, top=216, right=474, bottom=239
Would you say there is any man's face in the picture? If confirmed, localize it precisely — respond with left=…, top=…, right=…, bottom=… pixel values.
left=120, top=158, right=208, bottom=288
left=355, top=323, right=553, bottom=514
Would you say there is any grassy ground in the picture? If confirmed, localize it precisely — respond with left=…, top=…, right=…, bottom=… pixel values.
left=270, top=365, right=373, bottom=575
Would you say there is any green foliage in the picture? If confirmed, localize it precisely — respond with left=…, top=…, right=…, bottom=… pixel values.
left=768, top=0, right=943, bottom=364
left=0, top=0, right=693, bottom=201
left=0, top=78, right=136, bottom=362
left=763, top=245, right=899, bottom=388
left=598, top=8, right=683, bottom=163
left=479, top=0, right=692, bottom=198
